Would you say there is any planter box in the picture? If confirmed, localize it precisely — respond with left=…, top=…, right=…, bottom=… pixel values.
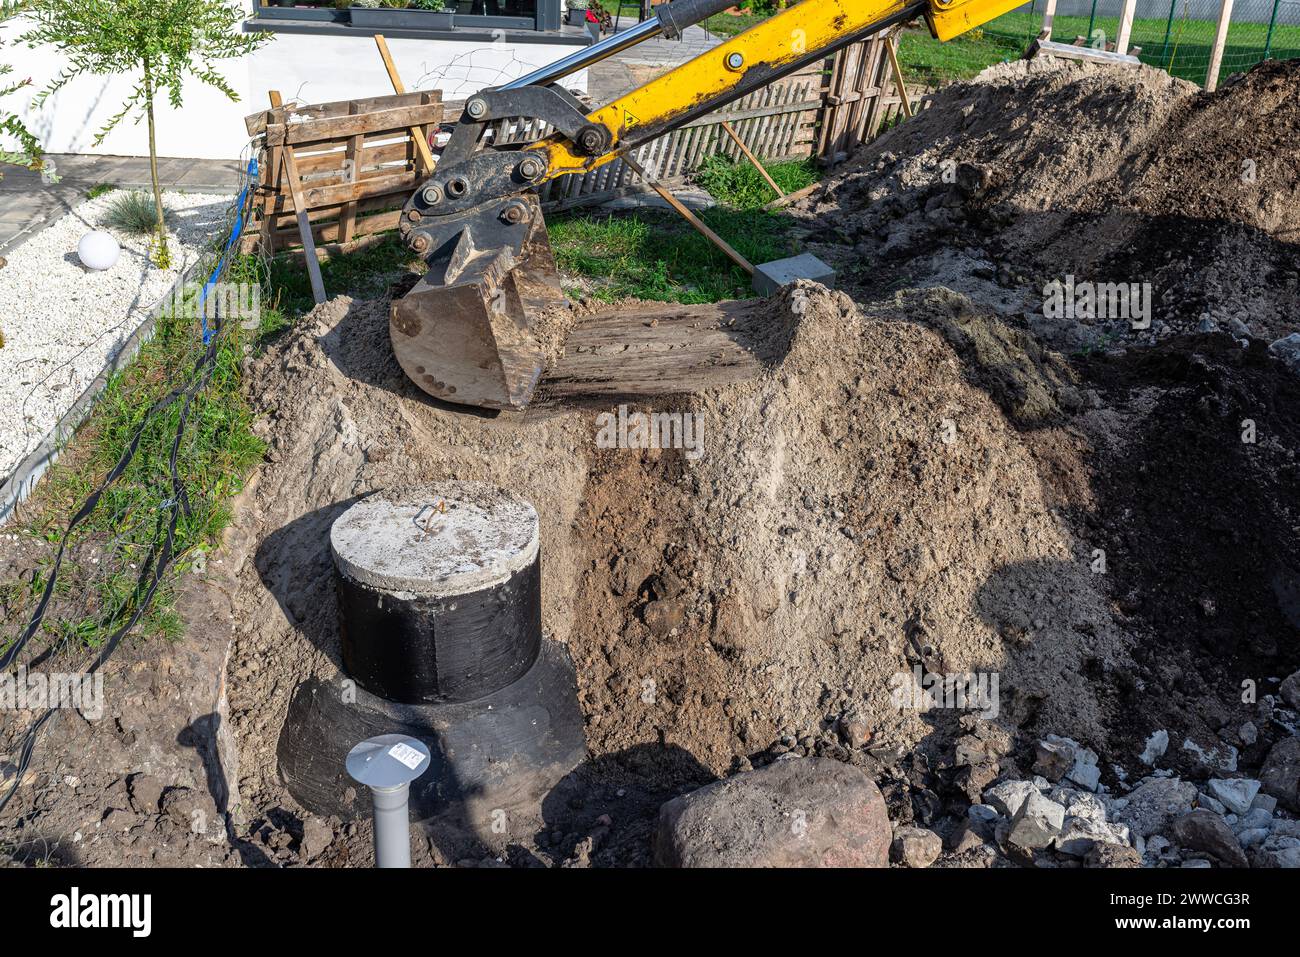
left=350, top=8, right=455, bottom=29
left=567, top=8, right=587, bottom=25
left=256, top=3, right=345, bottom=22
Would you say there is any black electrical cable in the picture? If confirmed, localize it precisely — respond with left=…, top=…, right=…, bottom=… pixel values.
left=0, top=154, right=260, bottom=818
left=0, top=329, right=220, bottom=817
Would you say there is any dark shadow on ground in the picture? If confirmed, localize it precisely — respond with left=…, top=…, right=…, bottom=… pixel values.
left=533, top=742, right=716, bottom=867
left=179, top=713, right=273, bottom=867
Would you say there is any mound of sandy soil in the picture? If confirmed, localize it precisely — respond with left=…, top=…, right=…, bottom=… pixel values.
left=181, top=281, right=1129, bottom=864
left=796, top=56, right=1300, bottom=345
left=6, top=58, right=1298, bottom=872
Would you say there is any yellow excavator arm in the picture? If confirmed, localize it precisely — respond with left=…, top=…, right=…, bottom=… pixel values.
left=533, top=0, right=1025, bottom=182
left=392, top=0, right=1027, bottom=412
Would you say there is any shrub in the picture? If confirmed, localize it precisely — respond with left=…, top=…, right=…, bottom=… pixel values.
left=100, top=190, right=172, bottom=235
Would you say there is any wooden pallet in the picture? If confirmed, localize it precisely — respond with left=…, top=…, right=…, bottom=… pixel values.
left=242, top=90, right=444, bottom=256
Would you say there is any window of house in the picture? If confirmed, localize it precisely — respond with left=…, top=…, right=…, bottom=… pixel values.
left=250, top=0, right=562, bottom=33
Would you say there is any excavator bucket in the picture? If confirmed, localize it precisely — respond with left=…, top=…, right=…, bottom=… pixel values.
left=391, top=194, right=567, bottom=411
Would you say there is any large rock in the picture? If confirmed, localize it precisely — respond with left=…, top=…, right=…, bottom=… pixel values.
left=1249, top=834, right=1300, bottom=869
left=1181, top=736, right=1238, bottom=776
left=1007, top=791, right=1064, bottom=850
left=1085, top=842, right=1142, bottom=868
left=984, top=779, right=1037, bottom=818
left=1207, top=778, right=1261, bottom=815
left=1260, top=738, right=1300, bottom=812
left=1033, top=736, right=1076, bottom=783
left=1112, top=777, right=1197, bottom=837
left=1269, top=334, right=1300, bottom=376
left=654, top=757, right=890, bottom=868
left=892, top=826, right=942, bottom=868
left=1169, top=810, right=1248, bottom=868
left=1067, top=746, right=1102, bottom=792
left=1280, top=669, right=1300, bottom=710
left=1139, top=729, right=1169, bottom=767
left=1055, top=816, right=1124, bottom=857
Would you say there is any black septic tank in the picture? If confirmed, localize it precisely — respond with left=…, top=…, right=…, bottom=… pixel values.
left=330, top=483, right=542, bottom=704
left=277, top=482, right=587, bottom=854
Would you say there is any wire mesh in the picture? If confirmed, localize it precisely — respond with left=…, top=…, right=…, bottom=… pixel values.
left=979, top=0, right=1300, bottom=85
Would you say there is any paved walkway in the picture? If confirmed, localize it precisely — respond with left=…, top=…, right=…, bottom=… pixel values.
left=588, top=22, right=722, bottom=102
left=0, top=155, right=243, bottom=256
left=0, top=24, right=719, bottom=256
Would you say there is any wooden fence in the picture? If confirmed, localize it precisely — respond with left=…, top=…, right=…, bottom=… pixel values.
left=244, top=30, right=933, bottom=253
left=531, top=29, right=934, bottom=210
left=819, top=31, right=932, bottom=165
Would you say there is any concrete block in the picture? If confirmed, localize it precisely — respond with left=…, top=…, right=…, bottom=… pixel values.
left=752, top=253, right=836, bottom=296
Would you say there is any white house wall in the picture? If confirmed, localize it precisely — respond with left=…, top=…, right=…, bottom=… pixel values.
left=4, top=11, right=587, bottom=160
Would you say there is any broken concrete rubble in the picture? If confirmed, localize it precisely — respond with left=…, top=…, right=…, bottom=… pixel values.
left=1139, top=730, right=1169, bottom=767
left=1007, top=791, right=1064, bottom=850
left=892, top=826, right=943, bottom=868
left=1169, top=810, right=1248, bottom=868
left=1207, top=778, right=1262, bottom=815
left=984, top=779, right=1037, bottom=818
left=1259, top=739, right=1300, bottom=812
left=1111, top=777, right=1198, bottom=839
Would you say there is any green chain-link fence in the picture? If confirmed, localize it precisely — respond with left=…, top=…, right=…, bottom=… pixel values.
left=978, top=0, right=1300, bottom=85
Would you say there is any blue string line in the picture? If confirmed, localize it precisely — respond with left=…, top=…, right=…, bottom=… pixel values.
left=197, top=155, right=259, bottom=344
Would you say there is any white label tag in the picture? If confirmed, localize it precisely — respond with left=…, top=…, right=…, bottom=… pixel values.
left=387, top=742, right=426, bottom=770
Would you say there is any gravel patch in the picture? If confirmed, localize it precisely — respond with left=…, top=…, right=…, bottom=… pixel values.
left=0, top=190, right=233, bottom=482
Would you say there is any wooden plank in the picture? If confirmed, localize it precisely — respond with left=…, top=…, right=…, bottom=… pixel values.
left=280, top=232, right=394, bottom=266
left=269, top=190, right=410, bottom=232
left=860, top=37, right=891, bottom=146
left=1115, top=0, right=1138, bottom=55
left=1042, top=0, right=1059, bottom=39
left=1205, top=0, right=1234, bottom=91
left=245, top=90, right=439, bottom=135
left=270, top=90, right=326, bottom=305
left=265, top=100, right=443, bottom=147
left=302, top=170, right=418, bottom=209
left=374, top=34, right=437, bottom=175
left=621, top=153, right=754, bottom=276
left=264, top=177, right=413, bottom=218
left=269, top=208, right=404, bottom=247
left=341, top=126, right=363, bottom=244
left=293, top=140, right=410, bottom=176
left=260, top=134, right=281, bottom=255
left=885, top=38, right=913, bottom=120
left=764, top=180, right=822, bottom=212
left=721, top=121, right=784, bottom=199
left=541, top=300, right=771, bottom=400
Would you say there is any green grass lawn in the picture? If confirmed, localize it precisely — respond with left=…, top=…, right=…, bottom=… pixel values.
left=899, top=11, right=1299, bottom=85
left=548, top=155, right=819, bottom=304
left=15, top=293, right=265, bottom=650
left=228, top=234, right=424, bottom=339
left=702, top=11, right=768, bottom=38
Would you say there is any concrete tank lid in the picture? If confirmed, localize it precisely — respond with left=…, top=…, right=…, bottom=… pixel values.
left=330, top=482, right=539, bottom=598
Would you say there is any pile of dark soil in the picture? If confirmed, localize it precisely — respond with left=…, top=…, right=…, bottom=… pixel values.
left=795, top=56, right=1300, bottom=345
left=1074, top=334, right=1300, bottom=768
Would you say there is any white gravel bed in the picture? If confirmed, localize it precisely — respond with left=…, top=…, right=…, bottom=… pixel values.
left=0, top=190, right=234, bottom=483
